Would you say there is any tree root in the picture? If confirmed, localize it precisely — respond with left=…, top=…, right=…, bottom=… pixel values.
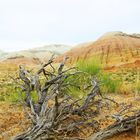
left=88, top=111, right=140, bottom=140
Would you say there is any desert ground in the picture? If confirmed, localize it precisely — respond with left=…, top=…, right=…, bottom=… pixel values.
left=0, top=32, right=140, bottom=140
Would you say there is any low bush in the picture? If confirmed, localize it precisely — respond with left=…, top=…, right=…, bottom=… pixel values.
left=76, top=57, right=122, bottom=94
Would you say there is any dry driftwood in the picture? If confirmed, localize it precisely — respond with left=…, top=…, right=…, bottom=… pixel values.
left=88, top=110, right=140, bottom=140
left=13, top=55, right=103, bottom=140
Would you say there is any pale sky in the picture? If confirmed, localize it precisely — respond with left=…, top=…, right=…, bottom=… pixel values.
left=0, top=0, right=139, bottom=52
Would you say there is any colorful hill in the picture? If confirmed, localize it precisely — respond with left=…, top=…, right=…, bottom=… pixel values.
left=56, top=32, right=140, bottom=70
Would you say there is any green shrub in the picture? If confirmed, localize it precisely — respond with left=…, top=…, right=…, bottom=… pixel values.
left=63, top=72, right=90, bottom=99
left=0, top=84, right=19, bottom=102
left=76, top=56, right=122, bottom=94
left=98, top=73, right=122, bottom=93
left=77, top=57, right=102, bottom=75
left=134, top=81, right=140, bottom=94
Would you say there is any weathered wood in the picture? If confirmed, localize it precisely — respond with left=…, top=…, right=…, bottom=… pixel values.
left=12, top=56, right=140, bottom=140
left=13, top=56, right=102, bottom=140
left=88, top=111, right=140, bottom=140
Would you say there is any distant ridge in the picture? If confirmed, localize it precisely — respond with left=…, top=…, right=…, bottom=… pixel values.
left=0, top=44, right=72, bottom=65
left=99, top=31, right=140, bottom=40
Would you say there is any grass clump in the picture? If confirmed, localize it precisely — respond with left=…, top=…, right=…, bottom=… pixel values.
left=98, top=73, right=122, bottom=93
left=77, top=57, right=102, bottom=75
left=76, top=56, right=122, bottom=94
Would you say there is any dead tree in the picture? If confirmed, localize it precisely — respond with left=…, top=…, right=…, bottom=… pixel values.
left=13, top=56, right=102, bottom=140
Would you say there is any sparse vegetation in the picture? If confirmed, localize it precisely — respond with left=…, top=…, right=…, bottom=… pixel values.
left=98, top=72, right=122, bottom=93
left=0, top=57, right=140, bottom=140
left=9, top=57, right=140, bottom=140
left=77, top=56, right=102, bottom=75
left=76, top=57, right=122, bottom=94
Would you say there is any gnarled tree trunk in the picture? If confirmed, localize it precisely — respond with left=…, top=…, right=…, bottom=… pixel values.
left=13, top=56, right=102, bottom=140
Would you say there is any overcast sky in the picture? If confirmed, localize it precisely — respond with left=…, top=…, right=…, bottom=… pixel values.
left=0, top=0, right=140, bottom=52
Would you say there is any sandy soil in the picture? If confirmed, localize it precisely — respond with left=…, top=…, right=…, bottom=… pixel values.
left=0, top=93, right=140, bottom=140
